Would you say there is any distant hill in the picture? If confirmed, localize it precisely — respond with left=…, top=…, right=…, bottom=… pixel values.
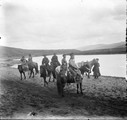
left=0, top=41, right=126, bottom=58
left=77, top=47, right=126, bottom=55
left=0, top=46, right=80, bottom=58
left=77, top=41, right=126, bottom=51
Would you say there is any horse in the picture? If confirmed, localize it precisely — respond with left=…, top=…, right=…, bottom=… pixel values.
left=40, top=64, right=53, bottom=86
left=78, top=59, right=96, bottom=78
left=18, top=61, right=39, bottom=80
left=50, top=61, right=60, bottom=82
left=40, top=65, right=48, bottom=86
left=55, top=66, right=83, bottom=97
left=40, top=62, right=60, bottom=85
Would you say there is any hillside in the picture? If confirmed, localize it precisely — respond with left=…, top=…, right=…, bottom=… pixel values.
left=77, top=47, right=126, bottom=55
left=78, top=41, right=126, bottom=51
left=0, top=46, right=80, bottom=58
left=0, top=41, right=126, bottom=58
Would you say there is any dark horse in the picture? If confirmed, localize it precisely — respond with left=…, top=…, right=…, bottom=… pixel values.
left=18, top=61, right=39, bottom=80
left=55, top=66, right=83, bottom=97
left=50, top=61, right=60, bottom=82
left=40, top=62, right=60, bottom=86
left=78, top=59, right=96, bottom=78
left=40, top=64, right=52, bottom=86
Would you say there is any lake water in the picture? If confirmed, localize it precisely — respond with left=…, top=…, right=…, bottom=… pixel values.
left=12, top=54, right=126, bottom=78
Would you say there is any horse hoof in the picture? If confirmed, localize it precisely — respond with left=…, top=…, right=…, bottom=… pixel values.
left=81, top=92, right=83, bottom=95
left=77, top=92, right=79, bottom=94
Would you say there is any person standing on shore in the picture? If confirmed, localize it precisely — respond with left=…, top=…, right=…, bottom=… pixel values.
left=92, top=58, right=101, bottom=78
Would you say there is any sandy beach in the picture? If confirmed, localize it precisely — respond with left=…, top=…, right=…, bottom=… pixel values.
left=0, top=59, right=127, bottom=119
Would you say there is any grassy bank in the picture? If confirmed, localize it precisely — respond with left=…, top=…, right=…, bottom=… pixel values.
left=0, top=66, right=127, bottom=119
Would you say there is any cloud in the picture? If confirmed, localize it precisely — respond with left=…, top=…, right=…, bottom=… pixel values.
left=2, top=0, right=126, bottom=49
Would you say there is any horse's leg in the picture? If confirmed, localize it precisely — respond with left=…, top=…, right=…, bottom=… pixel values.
left=44, top=77, right=48, bottom=86
left=80, top=82, right=83, bottom=94
left=32, top=70, right=34, bottom=78
left=77, top=84, right=79, bottom=94
left=29, top=70, right=32, bottom=78
left=53, top=71, right=56, bottom=82
left=20, top=73, right=22, bottom=80
left=61, top=84, right=64, bottom=97
left=49, top=73, right=51, bottom=82
left=35, top=67, right=37, bottom=75
left=35, top=63, right=39, bottom=74
left=88, top=72, right=90, bottom=78
left=23, top=72, right=26, bottom=79
left=52, top=70, right=56, bottom=82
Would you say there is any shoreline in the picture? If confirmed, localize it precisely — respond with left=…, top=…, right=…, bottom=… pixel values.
left=0, top=58, right=126, bottom=79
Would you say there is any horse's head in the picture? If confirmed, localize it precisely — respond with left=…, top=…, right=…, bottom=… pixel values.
left=55, top=66, right=67, bottom=84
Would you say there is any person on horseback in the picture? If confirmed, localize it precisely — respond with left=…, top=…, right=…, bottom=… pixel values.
left=42, top=55, right=50, bottom=74
left=20, top=56, right=27, bottom=64
left=68, top=53, right=82, bottom=81
left=60, top=54, right=68, bottom=77
left=20, top=56, right=28, bottom=70
left=42, top=55, right=49, bottom=67
left=61, top=54, right=67, bottom=66
left=51, top=53, right=60, bottom=67
left=28, top=54, right=33, bottom=62
left=28, top=54, right=35, bottom=67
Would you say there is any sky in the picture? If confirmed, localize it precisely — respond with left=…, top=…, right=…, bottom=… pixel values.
left=0, top=0, right=126, bottom=49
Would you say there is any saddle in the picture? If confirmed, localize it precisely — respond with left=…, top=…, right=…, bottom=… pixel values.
left=22, top=64, right=29, bottom=71
left=67, top=70, right=82, bottom=83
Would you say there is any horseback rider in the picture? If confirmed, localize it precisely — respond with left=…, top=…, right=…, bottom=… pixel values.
left=20, top=56, right=28, bottom=70
left=51, top=53, right=60, bottom=67
left=61, top=54, right=67, bottom=66
left=68, top=53, right=82, bottom=81
left=28, top=54, right=33, bottom=62
left=27, top=54, right=35, bottom=67
left=42, top=55, right=49, bottom=68
left=60, top=54, right=68, bottom=76
left=20, top=56, right=27, bottom=65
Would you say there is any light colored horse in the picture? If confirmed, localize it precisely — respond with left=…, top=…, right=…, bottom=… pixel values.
left=78, top=59, right=96, bottom=78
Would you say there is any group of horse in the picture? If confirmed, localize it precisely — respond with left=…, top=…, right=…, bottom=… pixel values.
left=18, top=58, right=97, bottom=97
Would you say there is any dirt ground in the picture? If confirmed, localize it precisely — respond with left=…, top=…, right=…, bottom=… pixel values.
left=0, top=63, right=127, bottom=119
